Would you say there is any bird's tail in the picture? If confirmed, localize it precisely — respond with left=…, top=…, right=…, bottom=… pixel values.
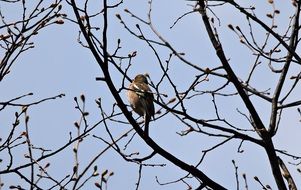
left=144, top=114, right=151, bottom=136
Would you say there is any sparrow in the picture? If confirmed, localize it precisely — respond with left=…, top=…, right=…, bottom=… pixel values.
left=127, top=74, right=155, bottom=136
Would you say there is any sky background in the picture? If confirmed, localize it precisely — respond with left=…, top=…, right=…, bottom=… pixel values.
left=1, top=0, right=301, bottom=189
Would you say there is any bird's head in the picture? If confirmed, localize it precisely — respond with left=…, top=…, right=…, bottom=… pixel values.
left=133, top=74, right=148, bottom=84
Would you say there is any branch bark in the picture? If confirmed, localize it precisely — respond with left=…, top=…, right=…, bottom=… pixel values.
left=269, top=1, right=300, bottom=135
left=70, top=0, right=227, bottom=189
left=197, top=1, right=288, bottom=189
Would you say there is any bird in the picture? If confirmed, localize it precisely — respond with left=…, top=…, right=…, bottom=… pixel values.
left=127, top=74, right=155, bottom=136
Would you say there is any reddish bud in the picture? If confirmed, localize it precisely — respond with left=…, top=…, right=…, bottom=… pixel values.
left=55, top=19, right=64, bottom=24
left=115, top=14, right=121, bottom=20
left=228, top=24, right=234, bottom=30
left=102, top=169, right=108, bottom=177
left=80, top=94, right=85, bottom=102
left=95, top=182, right=101, bottom=188
left=266, top=13, right=273, bottom=18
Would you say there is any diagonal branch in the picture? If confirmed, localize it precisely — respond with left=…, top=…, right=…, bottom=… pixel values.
left=197, top=1, right=288, bottom=189
left=226, top=0, right=301, bottom=65
left=269, top=1, right=300, bottom=135
left=70, top=0, right=227, bottom=189
left=278, top=157, right=297, bottom=190
left=197, top=0, right=267, bottom=138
